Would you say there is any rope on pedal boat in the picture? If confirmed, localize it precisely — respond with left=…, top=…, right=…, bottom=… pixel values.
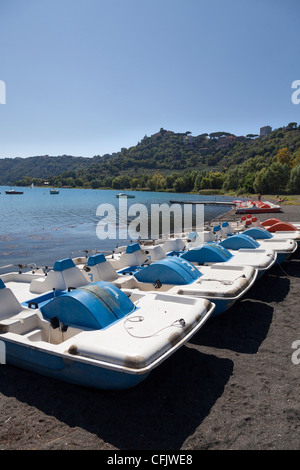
left=124, top=315, right=186, bottom=338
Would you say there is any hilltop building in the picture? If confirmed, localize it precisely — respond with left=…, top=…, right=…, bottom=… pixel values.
left=183, top=134, right=195, bottom=144
left=216, top=135, right=235, bottom=148
left=260, top=125, right=272, bottom=137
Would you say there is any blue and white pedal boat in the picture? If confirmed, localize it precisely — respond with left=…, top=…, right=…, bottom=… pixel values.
left=81, top=253, right=257, bottom=316
left=0, top=258, right=90, bottom=305
left=179, top=224, right=297, bottom=266
left=140, top=238, right=276, bottom=278
left=220, top=220, right=300, bottom=244
left=180, top=243, right=277, bottom=279
left=0, top=278, right=215, bottom=390
left=217, top=229, right=297, bottom=265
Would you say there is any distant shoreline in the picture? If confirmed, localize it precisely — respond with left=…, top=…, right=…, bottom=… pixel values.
left=1, top=184, right=299, bottom=203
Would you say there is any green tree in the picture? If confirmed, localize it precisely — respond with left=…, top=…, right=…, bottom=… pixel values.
left=208, top=171, right=225, bottom=189
left=173, top=177, right=186, bottom=192
left=148, top=172, right=166, bottom=191
left=289, top=165, right=300, bottom=193
left=241, top=173, right=255, bottom=193
left=112, top=175, right=131, bottom=189
left=276, top=147, right=292, bottom=167
left=194, top=172, right=203, bottom=192
left=267, top=162, right=290, bottom=192
left=74, top=177, right=84, bottom=187
left=253, top=168, right=268, bottom=193
left=165, top=173, right=177, bottom=189
left=102, top=176, right=113, bottom=187
left=130, top=177, right=139, bottom=189
left=253, top=163, right=290, bottom=193
left=222, top=168, right=241, bottom=191
left=90, top=179, right=101, bottom=189
left=292, top=149, right=300, bottom=168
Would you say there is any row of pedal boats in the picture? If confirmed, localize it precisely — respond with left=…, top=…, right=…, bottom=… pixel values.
left=0, top=217, right=299, bottom=390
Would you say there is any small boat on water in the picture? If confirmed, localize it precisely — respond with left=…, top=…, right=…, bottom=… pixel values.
left=235, top=200, right=281, bottom=214
left=0, top=269, right=215, bottom=389
left=50, top=189, right=59, bottom=194
left=5, top=189, right=23, bottom=195
left=116, top=193, right=135, bottom=198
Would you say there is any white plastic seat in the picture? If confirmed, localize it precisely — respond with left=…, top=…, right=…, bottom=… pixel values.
left=83, top=254, right=119, bottom=282
left=30, top=258, right=88, bottom=294
left=140, top=245, right=166, bottom=263
left=0, top=279, right=24, bottom=320
left=108, top=243, right=149, bottom=270
left=159, top=238, right=186, bottom=253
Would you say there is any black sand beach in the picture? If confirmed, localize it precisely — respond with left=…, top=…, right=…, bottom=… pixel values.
left=0, top=202, right=299, bottom=451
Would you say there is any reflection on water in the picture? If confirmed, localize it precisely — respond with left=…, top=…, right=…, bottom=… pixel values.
left=0, top=186, right=235, bottom=267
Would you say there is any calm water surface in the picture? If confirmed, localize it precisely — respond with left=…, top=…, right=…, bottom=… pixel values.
left=0, top=186, right=236, bottom=268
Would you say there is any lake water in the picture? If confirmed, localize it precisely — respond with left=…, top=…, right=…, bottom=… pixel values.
left=0, top=186, right=236, bottom=269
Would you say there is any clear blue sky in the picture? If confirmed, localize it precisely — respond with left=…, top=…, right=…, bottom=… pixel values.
left=0, top=0, right=299, bottom=158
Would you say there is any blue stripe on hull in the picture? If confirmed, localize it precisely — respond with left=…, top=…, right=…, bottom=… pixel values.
left=275, top=253, right=290, bottom=264
left=210, top=298, right=236, bottom=316
left=256, top=270, right=265, bottom=280
left=4, top=340, right=149, bottom=390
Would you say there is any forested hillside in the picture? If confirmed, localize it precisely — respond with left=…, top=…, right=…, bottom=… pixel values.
left=0, top=155, right=93, bottom=186
left=1, top=122, right=300, bottom=194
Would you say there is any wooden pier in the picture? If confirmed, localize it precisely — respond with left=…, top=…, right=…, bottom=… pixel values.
left=169, top=200, right=236, bottom=206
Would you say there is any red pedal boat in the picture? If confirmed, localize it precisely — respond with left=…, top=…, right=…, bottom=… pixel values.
left=235, top=200, right=281, bottom=214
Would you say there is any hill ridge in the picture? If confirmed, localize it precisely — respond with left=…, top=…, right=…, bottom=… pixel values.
left=1, top=122, right=300, bottom=194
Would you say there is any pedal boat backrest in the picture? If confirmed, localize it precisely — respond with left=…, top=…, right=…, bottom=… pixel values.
left=30, top=258, right=88, bottom=294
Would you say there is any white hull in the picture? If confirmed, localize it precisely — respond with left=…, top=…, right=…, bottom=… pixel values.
left=0, top=279, right=214, bottom=390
